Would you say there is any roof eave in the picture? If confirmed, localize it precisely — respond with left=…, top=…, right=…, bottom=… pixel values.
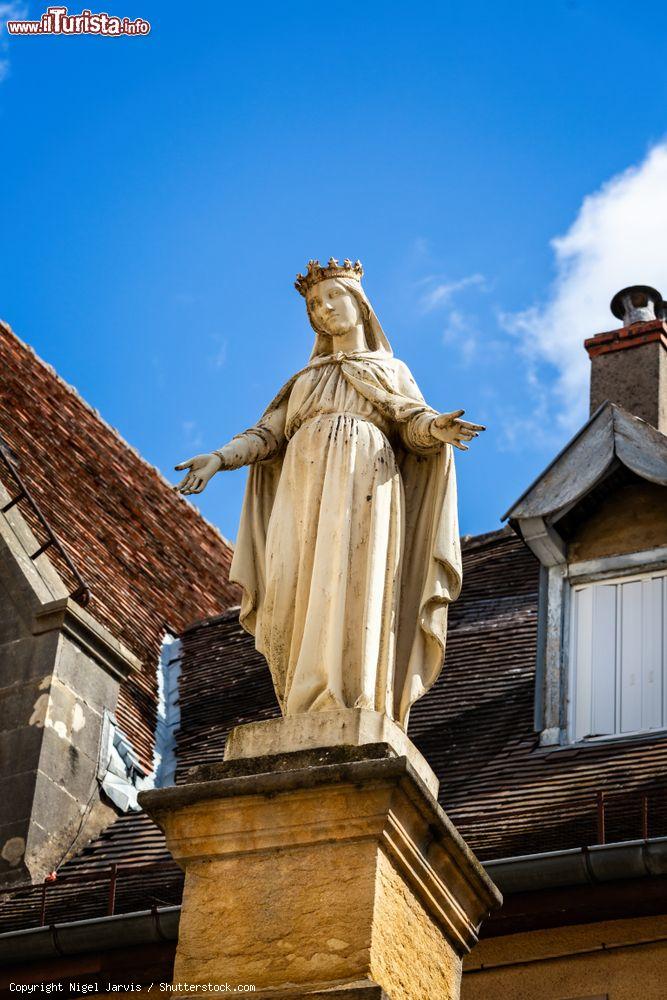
left=504, top=402, right=667, bottom=528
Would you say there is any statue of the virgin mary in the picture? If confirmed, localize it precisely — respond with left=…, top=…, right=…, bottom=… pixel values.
left=176, top=259, right=483, bottom=729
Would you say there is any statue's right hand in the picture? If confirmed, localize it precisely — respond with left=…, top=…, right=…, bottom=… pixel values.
left=174, top=453, right=223, bottom=495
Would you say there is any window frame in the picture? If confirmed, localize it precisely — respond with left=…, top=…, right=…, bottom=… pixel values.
left=565, top=562, right=667, bottom=745
left=535, top=546, right=667, bottom=749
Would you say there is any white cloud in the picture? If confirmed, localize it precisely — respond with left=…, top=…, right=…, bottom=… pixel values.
left=0, top=3, right=28, bottom=82
left=182, top=420, right=203, bottom=449
left=412, top=270, right=488, bottom=366
left=419, top=273, right=486, bottom=313
left=504, top=141, right=667, bottom=430
left=210, top=338, right=228, bottom=369
left=442, top=308, right=478, bottom=367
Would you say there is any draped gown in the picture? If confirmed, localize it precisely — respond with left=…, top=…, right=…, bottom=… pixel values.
left=229, top=350, right=462, bottom=728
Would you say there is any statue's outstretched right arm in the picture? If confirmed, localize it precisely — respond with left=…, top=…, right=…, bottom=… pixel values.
left=175, top=398, right=288, bottom=496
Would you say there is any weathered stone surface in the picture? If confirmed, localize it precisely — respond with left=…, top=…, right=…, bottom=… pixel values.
left=176, top=840, right=377, bottom=988
left=0, top=771, right=38, bottom=827
left=223, top=710, right=439, bottom=798
left=34, top=597, right=142, bottom=680
left=371, top=849, right=461, bottom=1000
left=142, top=747, right=500, bottom=999
left=175, top=262, right=483, bottom=734
left=306, top=987, right=387, bottom=1000
left=55, top=638, right=126, bottom=716
left=188, top=742, right=396, bottom=782
left=40, top=671, right=107, bottom=764
left=0, top=495, right=136, bottom=885
left=251, top=983, right=388, bottom=999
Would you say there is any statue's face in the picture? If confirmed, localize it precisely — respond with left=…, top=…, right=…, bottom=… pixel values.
left=306, top=278, right=362, bottom=337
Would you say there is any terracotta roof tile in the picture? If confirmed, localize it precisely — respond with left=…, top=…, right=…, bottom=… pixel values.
left=0, top=322, right=240, bottom=767
left=0, top=815, right=182, bottom=933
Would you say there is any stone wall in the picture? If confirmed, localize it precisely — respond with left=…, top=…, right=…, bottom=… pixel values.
left=463, top=913, right=667, bottom=1000
left=0, top=482, right=138, bottom=885
left=568, top=482, right=667, bottom=563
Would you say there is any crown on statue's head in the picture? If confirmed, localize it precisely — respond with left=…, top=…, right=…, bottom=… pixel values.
left=295, top=257, right=364, bottom=298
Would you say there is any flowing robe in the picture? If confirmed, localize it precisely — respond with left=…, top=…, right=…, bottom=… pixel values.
left=229, top=350, right=462, bottom=729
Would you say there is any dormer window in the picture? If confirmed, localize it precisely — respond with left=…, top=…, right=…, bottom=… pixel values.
left=569, top=568, right=667, bottom=742
left=504, top=396, right=667, bottom=748
left=504, top=281, right=667, bottom=747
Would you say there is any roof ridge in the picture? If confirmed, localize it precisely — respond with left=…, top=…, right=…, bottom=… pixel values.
left=181, top=605, right=242, bottom=634
left=0, top=319, right=235, bottom=552
left=461, top=526, right=513, bottom=549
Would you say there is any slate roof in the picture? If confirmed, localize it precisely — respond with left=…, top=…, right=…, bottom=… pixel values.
left=0, top=322, right=240, bottom=767
left=174, top=527, right=667, bottom=859
left=3, top=526, right=667, bottom=935
left=0, top=814, right=181, bottom=934
left=504, top=402, right=667, bottom=524
left=408, top=530, right=667, bottom=858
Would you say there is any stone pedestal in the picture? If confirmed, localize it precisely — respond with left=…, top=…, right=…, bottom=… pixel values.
left=224, top=709, right=440, bottom=798
left=140, top=742, right=501, bottom=1000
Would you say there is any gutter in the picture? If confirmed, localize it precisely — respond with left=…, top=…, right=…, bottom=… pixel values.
left=1, top=837, right=665, bottom=966
left=0, top=905, right=180, bottom=966
left=485, top=836, right=667, bottom=894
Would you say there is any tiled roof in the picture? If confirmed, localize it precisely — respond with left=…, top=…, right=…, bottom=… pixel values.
left=175, top=527, right=667, bottom=858
left=3, top=526, right=667, bottom=935
left=408, top=529, right=667, bottom=858
left=0, top=322, right=240, bottom=767
left=0, top=815, right=182, bottom=934
left=174, top=608, right=280, bottom=779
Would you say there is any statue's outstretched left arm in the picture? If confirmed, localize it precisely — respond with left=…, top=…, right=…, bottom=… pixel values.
left=175, top=398, right=288, bottom=496
left=395, top=363, right=485, bottom=453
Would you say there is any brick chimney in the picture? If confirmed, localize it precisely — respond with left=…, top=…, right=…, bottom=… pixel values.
left=584, top=285, right=667, bottom=431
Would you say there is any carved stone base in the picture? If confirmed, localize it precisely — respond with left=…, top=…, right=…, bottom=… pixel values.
left=223, top=708, right=439, bottom=798
left=140, top=744, right=501, bottom=1000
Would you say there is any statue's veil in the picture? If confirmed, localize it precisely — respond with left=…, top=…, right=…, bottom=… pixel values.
left=307, top=278, right=393, bottom=359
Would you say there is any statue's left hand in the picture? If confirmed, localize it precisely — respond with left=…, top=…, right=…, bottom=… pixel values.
left=430, top=410, right=485, bottom=451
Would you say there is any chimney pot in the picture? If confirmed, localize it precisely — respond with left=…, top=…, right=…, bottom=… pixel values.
left=610, top=284, right=663, bottom=325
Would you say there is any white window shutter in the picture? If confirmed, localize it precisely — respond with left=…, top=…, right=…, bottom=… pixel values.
left=642, top=576, right=663, bottom=731
left=590, top=584, right=616, bottom=737
left=664, top=576, right=667, bottom=731
left=620, top=580, right=643, bottom=734
left=570, top=569, right=667, bottom=743
left=573, top=587, right=593, bottom=741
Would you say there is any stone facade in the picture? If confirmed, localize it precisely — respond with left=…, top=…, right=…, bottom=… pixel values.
left=463, top=914, right=667, bottom=1000
left=0, top=479, right=139, bottom=886
left=141, top=745, right=501, bottom=1000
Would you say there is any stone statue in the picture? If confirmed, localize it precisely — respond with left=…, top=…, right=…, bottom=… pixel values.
left=175, top=259, right=484, bottom=729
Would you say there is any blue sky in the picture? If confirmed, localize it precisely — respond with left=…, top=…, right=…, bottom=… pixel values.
left=2, top=0, right=667, bottom=540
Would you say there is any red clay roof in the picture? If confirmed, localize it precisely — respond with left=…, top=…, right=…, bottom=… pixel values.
left=0, top=321, right=240, bottom=767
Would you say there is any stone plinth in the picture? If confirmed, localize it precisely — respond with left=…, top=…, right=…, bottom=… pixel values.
left=140, top=744, right=501, bottom=1000
left=224, top=709, right=439, bottom=798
